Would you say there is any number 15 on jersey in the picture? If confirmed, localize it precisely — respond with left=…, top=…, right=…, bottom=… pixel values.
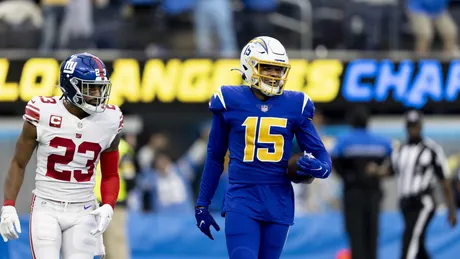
left=242, top=117, right=287, bottom=163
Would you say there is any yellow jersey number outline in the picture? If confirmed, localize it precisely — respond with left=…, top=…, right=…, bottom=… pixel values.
left=242, top=117, right=288, bottom=162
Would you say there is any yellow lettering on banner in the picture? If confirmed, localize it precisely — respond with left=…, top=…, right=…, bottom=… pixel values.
left=0, top=59, right=19, bottom=101
left=177, top=59, right=212, bottom=103
left=19, top=58, right=59, bottom=101
left=211, top=59, right=243, bottom=93
left=5, top=58, right=344, bottom=105
left=285, top=59, right=308, bottom=92
left=304, top=59, right=343, bottom=102
left=141, top=59, right=181, bottom=103
left=110, top=59, right=141, bottom=106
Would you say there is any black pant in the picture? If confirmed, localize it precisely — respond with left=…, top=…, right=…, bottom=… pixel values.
left=400, top=195, right=435, bottom=259
left=343, top=189, right=381, bottom=259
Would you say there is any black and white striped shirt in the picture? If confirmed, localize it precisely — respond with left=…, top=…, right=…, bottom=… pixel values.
left=390, top=138, right=449, bottom=198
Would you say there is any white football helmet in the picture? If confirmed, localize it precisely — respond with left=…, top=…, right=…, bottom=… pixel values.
left=236, top=36, right=291, bottom=96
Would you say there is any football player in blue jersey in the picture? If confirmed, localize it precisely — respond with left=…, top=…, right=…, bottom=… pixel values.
left=194, top=36, right=332, bottom=259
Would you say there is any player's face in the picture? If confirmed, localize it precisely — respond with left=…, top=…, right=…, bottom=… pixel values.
left=81, top=83, right=109, bottom=106
left=149, top=133, right=169, bottom=149
left=154, top=154, right=172, bottom=175
left=406, top=123, right=421, bottom=139
left=259, top=64, right=284, bottom=86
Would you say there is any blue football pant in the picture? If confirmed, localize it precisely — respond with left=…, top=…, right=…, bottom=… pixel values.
left=225, top=212, right=290, bottom=259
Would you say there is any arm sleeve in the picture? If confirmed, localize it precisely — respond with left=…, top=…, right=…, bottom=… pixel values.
left=294, top=94, right=331, bottom=175
left=196, top=113, right=229, bottom=208
left=100, top=150, right=120, bottom=209
left=295, top=119, right=332, bottom=174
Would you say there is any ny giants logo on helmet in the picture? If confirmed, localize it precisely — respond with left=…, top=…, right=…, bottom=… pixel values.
left=63, top=61, right=77, bottom=74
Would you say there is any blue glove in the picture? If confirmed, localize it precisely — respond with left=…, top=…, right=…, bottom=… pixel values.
left=296, top=153, right=331, bottom=179
left=195, top=207, right=220, bottom=240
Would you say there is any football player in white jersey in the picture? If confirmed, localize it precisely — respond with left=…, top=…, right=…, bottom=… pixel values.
left=0, top=53, right=123, bottom=259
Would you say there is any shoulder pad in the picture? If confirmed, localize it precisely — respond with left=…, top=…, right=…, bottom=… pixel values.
left=209, top=86, right=228, bottom=113
left=300, top=93, right=315, bottom=119
left=22, top=96, right=59, bottom=126
left=104, top=104, right=124, bottom=134
left=23, top=96, right=42, bottom=126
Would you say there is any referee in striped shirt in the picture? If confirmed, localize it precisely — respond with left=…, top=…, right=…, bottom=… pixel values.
left=375, top=110, right=457, bottom=259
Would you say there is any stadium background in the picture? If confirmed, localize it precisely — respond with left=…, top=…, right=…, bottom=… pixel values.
left=1, top=0, right=460, bottom=258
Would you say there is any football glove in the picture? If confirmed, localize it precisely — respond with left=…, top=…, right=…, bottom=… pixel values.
left=195, top=207, right=220, bottom=240
left=0, top=206, right=21, bottom=242
left=296, top=153, right=331, bottom=179
left=90, top=204, right=113, bottom=237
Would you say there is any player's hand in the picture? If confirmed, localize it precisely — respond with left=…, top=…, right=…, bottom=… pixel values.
left=296, top=153, right=330, bottom=179
left=0, top=206, right=21, bottom=242
left=195, top=207, right=220, bottom=240
left=90, top=204, right=113, bottom=237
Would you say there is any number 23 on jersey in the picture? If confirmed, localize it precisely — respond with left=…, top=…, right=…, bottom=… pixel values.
left=242, top=117, right=287, bottom=163
left=46, top=137, right=102, bottom=182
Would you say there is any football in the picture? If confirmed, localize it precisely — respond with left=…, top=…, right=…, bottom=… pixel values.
left=287, top=152, right=315, bottom=184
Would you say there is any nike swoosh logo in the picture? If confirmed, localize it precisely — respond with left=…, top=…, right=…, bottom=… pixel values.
left=322, top=170, right=328, bottom=177
left=311, top=166, right=322, bottom=171
left=84, top=205, right=92, bottom=210
left=197, top=210, right=203, bottom=214
left=199, top=220, right=205, bottom=228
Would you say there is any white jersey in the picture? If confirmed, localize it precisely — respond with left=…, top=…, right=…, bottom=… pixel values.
left=23, top=96, right=124, bottom=203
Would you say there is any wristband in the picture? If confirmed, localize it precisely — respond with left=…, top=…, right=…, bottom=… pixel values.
left=3, top=200, right=15, bottom=207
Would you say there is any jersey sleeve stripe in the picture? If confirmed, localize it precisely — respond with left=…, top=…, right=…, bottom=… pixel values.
left=26, top=104, right=40, bottom=113
left=23, top=114, right=39, bottom=124
left=214, top=88, right=226, bottom=109
left=301, top=93, right=311, bottom=119
left=25, top=106, right=40, bottom=121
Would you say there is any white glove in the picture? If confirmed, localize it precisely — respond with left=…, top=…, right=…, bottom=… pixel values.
left=90, top=204, right=113, bottom=237
left=0, top=206, right=21, bottom=242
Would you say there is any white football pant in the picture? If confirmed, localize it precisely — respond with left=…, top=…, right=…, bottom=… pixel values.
left=29, top=195, right=104, bottom=259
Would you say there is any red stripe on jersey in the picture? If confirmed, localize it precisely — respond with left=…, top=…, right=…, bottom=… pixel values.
left=27, top=104, right=39, bottom=111
left=118, top=115, right=124, bottom=132
left=23, top=115, right=38, bottom=123
left=25, top=106, right=40, bottom=121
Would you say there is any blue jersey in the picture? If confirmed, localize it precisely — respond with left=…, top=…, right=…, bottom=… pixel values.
left=196, top=86, right=331, bottom=225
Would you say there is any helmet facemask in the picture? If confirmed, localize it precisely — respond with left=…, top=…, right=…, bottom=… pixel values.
left=248, top=57, right=291, bottom=96
left=67, top=77, right=112, bottom=114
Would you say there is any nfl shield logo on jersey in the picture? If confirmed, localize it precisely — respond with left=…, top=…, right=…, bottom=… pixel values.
left=261, top=105, right=269, bottom=112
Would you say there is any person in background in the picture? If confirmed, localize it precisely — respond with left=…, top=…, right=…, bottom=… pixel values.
left=331, top=106, right=392, bottom=259
left=406, top=0, right=458, bottom=55
left=237, top=0, right=278, bottom=48
left=95, top=134, right=138, bottom=259
left=448, top=153, right=460, bottom=207
left=39, top=0, right=68, bottom=51
left=373, top=110, right=457, bottom=259
left=193, top=0, right=237, bottom=57
left=137, top=132, right=170, bottom=170
left=136, top=129, right=208, bottom=213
